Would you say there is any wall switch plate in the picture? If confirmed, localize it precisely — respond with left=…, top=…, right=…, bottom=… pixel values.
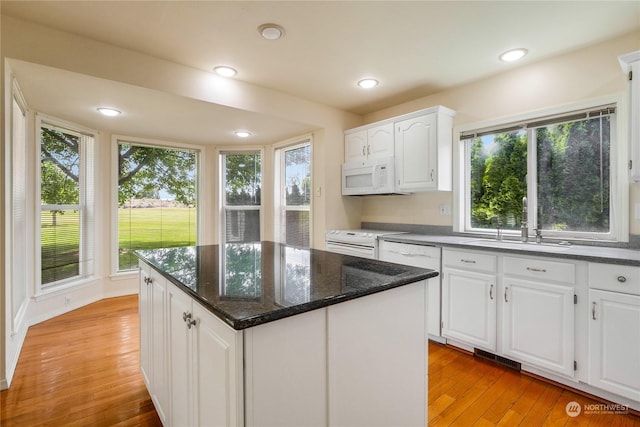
left=439, top=204, right=451, bottom=216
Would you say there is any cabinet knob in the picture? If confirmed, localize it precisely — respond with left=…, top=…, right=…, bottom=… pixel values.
left=617, top=276, right=627, bottom=283
left=186, top=318, right=197, bottom=329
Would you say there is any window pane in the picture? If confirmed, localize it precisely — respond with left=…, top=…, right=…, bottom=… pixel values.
left=225, top=153, right=261, bottom=206
left=223, top=152, right=261, bottom=244
left=536, top=117, right=610, bottom=233
left=468, top=130, right=527, bottom=230
left=40, top=125, right=83, bottom=285
left=40, top=208, right=80, bottom=284
left=41, top=127, right=80, bottom=205
left=225, top=210, right=260, bottom=243
left=285, top=145, right=311, bottom=206
left=118, top=143, right=198, bottom=271
left=285, top=210, right=310, bottom=247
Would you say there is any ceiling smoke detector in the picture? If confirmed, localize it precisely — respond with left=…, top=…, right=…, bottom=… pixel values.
left=258, top=23, right=284, bottom=40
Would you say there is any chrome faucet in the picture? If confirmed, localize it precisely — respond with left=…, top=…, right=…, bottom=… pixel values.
left=521, top=197, right=528, bottom=242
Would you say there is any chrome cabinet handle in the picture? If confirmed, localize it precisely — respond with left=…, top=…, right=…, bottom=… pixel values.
left=460, top=259, right=476, bottom=264
left=489, top=284, right=494, bottom=300
left=362, top=145, right=366, bottom=156
left=592, top=302, right=597, bottom=320
left=617, top=276, right=627, bottom=283
left=367, top=145, right=371, bottom=155
left=186, top=317, right=197, bottom=329
left=182, top=312, right=197, bottom=329
left=526, top=267, right=547, bottom=273
left=504, top=286, right=509, bottom=303
left=430, top=169, right=435, bottom=181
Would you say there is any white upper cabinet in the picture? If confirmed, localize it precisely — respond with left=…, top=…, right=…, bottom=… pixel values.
left=344, top=123, right=394, bottom=164
left=619, top=50, right=640, bottom=182
left=394, top=106, right=455, bottom=192
left=343, top=106, right=455, bottom=192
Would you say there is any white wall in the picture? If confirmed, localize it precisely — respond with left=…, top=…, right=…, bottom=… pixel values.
left=360, top=31, right=640, bottom=236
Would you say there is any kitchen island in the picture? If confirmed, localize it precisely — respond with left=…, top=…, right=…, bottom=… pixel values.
left=136, top=241, right=438, bottom=427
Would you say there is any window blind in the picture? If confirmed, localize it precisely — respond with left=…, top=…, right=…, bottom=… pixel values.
left=460, top=105, right=616, bottom=140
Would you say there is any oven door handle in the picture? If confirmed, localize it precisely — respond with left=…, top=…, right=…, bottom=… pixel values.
left=325, top=241, right=376, bottom=259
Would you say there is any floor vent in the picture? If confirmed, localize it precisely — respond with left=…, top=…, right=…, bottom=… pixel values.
left=474, top=348, right=522, bottom=371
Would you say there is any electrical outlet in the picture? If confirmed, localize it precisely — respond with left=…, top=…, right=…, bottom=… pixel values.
left=439, top=204, right=451, bottom=216
left=65, top=296, right=71, bottom=307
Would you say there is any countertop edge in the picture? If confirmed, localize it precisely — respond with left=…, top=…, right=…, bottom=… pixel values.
left=379, top=234, right=640, bottom=266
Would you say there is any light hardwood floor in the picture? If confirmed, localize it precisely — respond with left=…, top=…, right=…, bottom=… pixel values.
left=1, top=295, right=638, bottom=426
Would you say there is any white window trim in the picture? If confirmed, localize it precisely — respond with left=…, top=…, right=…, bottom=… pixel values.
left=111, top=134, right=202, bottom=276
left=35, top=114, right=97, bottom=295
left=274, top=136, right=313, bottom=246
left=218, top=148, right=264, bottom=245
left=453, top=96, right=628, bottom=243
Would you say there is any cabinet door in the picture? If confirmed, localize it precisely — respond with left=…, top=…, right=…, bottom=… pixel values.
left=502, top=278, right=574, bottom=377
left=379, top=241, right=442, bottom=339
left=442, top=268, right=496, bottom=351
left=139, top=264, right=152, bottom=390
left=149, top=272, right=168, bottom=424
left=344, top=130, right=367, bottom=164
left=167, top=283, right=194, bottom=426
left=395, top=114, right=437, bottom=192
left=589, top=289, right=640, bottom=401
left=192, top=302, right=243, bottom=427
left=367, top=123, right=394, bottom=160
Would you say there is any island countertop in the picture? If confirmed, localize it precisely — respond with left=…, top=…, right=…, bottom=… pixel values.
left=136, top=241, right=438, bottom=330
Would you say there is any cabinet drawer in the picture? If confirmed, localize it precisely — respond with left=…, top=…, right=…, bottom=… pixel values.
left=504, top=256, right=575, bottom=284
left=588, top=263, right=640, bottom=295
left=443, top=249, right=496, bottom=274
left=379, top=241, right=440, bottom=270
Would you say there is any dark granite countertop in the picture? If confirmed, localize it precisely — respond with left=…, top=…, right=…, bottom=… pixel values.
left=136, top=241, right=438, bottom=330
left=378, top=234, right=640, bottom=266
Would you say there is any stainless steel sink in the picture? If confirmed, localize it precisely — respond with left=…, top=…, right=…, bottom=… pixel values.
left=462, top=239, right=573, bottom=251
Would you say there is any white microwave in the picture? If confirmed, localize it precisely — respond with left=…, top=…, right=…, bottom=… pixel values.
left=342, top=157, right=403, bottom=196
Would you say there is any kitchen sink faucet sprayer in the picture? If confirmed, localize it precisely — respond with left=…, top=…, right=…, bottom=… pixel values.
left=521, top=196, right=528, bottom=243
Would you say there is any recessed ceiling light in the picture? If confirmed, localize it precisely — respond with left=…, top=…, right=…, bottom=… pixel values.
left=499, top=48, right=528, bottom=62
left=234, top=130, right=251, bottom=138
left=97, top=107, right=121, bottom=117
left=258, top=23, right=284, bottom=40
left=214, top=66, right=237, bottom=77
left=357, top=78, right=379, bottom=89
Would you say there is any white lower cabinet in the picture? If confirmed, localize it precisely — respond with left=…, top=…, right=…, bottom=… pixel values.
left=442, top=249, right=497, bottom=351
left=139, top=263, right=169, bottom=425
left=167, top=281, right=243, bottom=427
left=501, top=278, right=575, bottom=377
left=588, top=262, right=640, bottom=402
left=501, top=256, right=576, bottom=378
left=378, top=240, right=442, bottom=341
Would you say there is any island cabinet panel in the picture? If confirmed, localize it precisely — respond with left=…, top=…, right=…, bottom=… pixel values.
left=244, top=309, right=327, bottom=427
left=166, top=281, right=244, bottom=427
left=139, top=262, right=169, bottom=425
left=327, top=280, right=427, bottom=427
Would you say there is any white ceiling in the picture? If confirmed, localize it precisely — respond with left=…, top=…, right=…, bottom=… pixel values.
left=2, top=1, right=639, bottom=145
